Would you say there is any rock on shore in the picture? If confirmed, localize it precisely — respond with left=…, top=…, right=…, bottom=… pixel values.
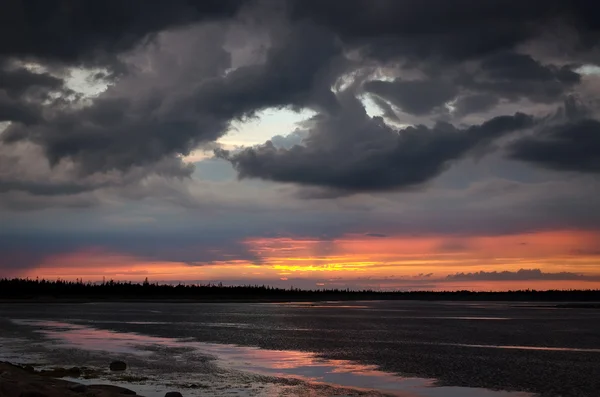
left=0, top=362, right=141, bottom=397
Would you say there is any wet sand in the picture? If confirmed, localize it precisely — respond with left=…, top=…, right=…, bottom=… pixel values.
left=0, top=362, right=142, bottom=397
left=0, top=301, right=598, bottom=396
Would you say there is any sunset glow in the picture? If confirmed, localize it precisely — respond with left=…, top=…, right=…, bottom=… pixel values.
left=16, top=230, right=600, bottom=291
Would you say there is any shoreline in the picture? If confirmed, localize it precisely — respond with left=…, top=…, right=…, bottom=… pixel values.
left=1, top=298, right=600, bottom=308
left=0, top=362, right=145, bottom=397
left=0, top=360, right=396, bottom=397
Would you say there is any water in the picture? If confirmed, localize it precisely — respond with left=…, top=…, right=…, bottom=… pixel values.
left=1, top=301, right=599, bottom=396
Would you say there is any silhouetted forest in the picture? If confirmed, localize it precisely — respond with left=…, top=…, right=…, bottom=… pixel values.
left=1, top=278, right=599, bottom=302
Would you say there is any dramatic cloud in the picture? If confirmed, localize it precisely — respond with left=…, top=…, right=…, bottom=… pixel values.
left=0, top=140, right=194, bottom=204
left=0, top=0, right=245, bottom=68
left=291, top=0, right=600, bottom=62
left=2, top=0, right=599, bottom=202
left=365, top=52, right=581, bottom=119
left=1, top=22, right=341, bottom=180
left=508, top=119, right=600, bottom=173
left=461, top=52, right=582, bottom=104
left=364, top=78, right=458, bottom=116
left=0, top=59, right=72, bottom=125
left=218, top=93, right=535, bottom=193
left=0, top=65, right=64, bottom=97
left=452, top=94, right=500, bottom=118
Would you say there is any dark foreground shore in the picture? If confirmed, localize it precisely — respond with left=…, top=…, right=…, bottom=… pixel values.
left=0, top=362, right=143, bottom=397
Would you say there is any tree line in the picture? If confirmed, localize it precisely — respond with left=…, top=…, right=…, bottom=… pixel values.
left=1, top=278, right=599, bottom=302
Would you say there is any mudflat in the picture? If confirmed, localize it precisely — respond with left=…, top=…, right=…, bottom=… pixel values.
left=0, top=362, right=140, bottom=397
left=1, top=301, right=599, bottom=396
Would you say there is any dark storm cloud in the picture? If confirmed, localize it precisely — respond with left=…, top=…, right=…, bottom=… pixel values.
left=0, top=0, right=246, bottom=68
left=508, top=119, right=600, bottom=173
left=452, top=94, right=500, bottom=117
left=446, top=269, right=600, bottom=282
left=364, top=52, right=582, bottom=119
left=0, top=140, right=195, bottom=202
left=0, top=60, right=71, bottom=125
left=1, top=97, right=221, bottom=176
left=291, top=0, right=600, bottom=62
left=0, top=95, right=42, bottom=124
left=218, top=93, right=535, bottom=193
left=1, top=0, right=599, bottom=207
left=460, top=52, right=582, bottom=104
left=364, top=79, right=458, bottom=116
left=1, top=23, right=342, bottom=178
left=0, top=65, right=64, bottom=97
left=178, top=23, right=343, bottom=116
left=479, top=53, right=580, bottom=84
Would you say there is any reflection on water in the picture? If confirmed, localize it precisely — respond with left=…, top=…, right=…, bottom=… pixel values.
left=12, top=319, right=532, bottom=397
left=444, top=342, right=600, bottom=353
left=13, top=319, right=183, bottom=355
left=280, top=303, right=372, bottom=309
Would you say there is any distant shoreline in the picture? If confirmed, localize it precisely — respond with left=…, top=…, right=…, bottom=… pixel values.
left=2, top=297, right=600, bottom=307
left=2, top=278, right=600, bottom=303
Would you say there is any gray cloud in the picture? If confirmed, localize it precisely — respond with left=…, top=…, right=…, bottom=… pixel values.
left=0, top=230, right=260, bottom=273
left=0, top=94, right=42, bottom=125
left=508, top=119, right=600, bottom=173
left=461, top=52, right=582, bottom=104
left=291, top=1, right=600, bottom=63
left=365, top=233, right=387, bottom=238
left=1, top=22, right=342, bottom=181
left=0, top=65, right=64, bottom=97
left=505, top=96, right=600, bottom=173
left=218, top=92, right=535, bottom=193
left=0, top=59, right=73, bottom=125
left=479, top=52, right=580, bottom=84
left=0, top=0, right=598, bottom=239
left=0, top=0, right=246, bottom=69
left=364, top=78, right=458, bottom=116
left=446, top=269, right=600, bottom=281
left=452, top=94, right=500, bottom=117
left=366, top=52, right=581, bottom=120
left=0, top=140, right=195, bottom=203
left=270, top=129, right=309, bottom=149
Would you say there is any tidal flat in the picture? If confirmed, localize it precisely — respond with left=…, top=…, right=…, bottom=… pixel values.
left=0, top=301, right=598, bottom=397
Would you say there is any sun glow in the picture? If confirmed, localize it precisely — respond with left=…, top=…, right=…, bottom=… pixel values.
left=17, top=230, right=600, bottom=291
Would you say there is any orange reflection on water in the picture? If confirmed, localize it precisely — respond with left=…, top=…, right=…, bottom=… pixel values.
left=19, top=320, right=533, bottom=397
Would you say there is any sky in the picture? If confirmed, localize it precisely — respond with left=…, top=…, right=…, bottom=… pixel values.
left=1, top=0, right=600, bottom=291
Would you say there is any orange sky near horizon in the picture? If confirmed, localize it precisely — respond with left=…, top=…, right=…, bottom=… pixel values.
left=17, top=229, right=600, bottom=291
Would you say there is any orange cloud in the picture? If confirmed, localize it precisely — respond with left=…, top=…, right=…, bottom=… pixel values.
left=242, top=230, right=600, bottom=277
left=23, top=247, right=205, bottom=281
